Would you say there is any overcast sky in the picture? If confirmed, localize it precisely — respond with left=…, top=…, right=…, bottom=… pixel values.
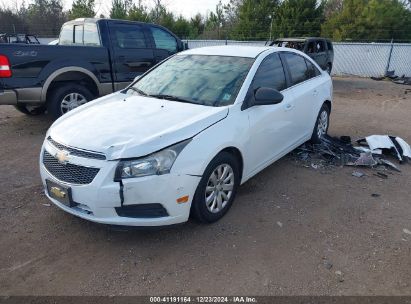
left=6, top=0, right=230, bottom=18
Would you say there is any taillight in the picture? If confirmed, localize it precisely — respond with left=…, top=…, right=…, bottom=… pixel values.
left=0, top=55, right=12, bottom=78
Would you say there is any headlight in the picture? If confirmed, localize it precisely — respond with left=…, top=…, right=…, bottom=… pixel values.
left=115, top=139, right=191, bottom=180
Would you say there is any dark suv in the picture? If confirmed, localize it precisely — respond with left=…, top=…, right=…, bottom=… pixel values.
left=270, top=37, right=334, bottom=74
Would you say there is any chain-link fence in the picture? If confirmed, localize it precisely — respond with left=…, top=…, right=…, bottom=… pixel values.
left=38, top=38, right=411, bottom=77
left=186, top=40, right=411, bottom=77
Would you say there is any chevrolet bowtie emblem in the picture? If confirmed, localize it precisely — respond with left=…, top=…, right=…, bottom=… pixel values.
left=50, top=186, right=66, bottom=199
left=55, top=150, right=70, bottom=164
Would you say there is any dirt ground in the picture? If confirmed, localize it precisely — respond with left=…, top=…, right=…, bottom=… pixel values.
left=0, top=77, right=410, bottom=296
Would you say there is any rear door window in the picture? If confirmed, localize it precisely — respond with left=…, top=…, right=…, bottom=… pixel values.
left=282, top=53, right=310, bottom=86
left=316, top=40, right=326, bottom=53
left=83, top=23, right=100, bottom=46
left=307, top=41, right=316, bottom=54
left=251, top=53, right=287, bottom=91
left=150, top=27, right=178, bottom=53
left=111, top=23, right=148, bottom=49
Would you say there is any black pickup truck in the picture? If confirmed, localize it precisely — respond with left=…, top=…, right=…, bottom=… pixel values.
left=0, top=18, right=186, bottom=118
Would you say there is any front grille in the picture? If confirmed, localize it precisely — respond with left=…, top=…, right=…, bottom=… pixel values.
left=47, top=137, right=106, bottom=160
left=43, top=150, right=100, bottom=185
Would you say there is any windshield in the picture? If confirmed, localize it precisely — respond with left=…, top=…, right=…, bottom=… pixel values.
left=131, top=54, right=254, bottom=107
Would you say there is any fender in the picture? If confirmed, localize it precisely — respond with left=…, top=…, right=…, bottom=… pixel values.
left=40, top=66, right=102, bottom=102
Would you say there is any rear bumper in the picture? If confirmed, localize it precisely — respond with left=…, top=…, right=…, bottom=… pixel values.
left=0, top=90, right=17, bottom=105
left=0, top=87, right=42, bottom=105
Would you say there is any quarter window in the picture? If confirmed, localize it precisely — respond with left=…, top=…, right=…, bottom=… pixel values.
left=150, top=27, right=177, bottom=53
left=59, top=24, right=73, bottom=45
left=283, top=53, right=309, bottom=86
left=305, top=58, right=321, bottom=79
left=111, top=24, right=147, bottom=49
left=326, top=40, right=333, bottom=51
left=251, top=53, right=286, bottom=92
left=83, top=23, right=100, bottom=46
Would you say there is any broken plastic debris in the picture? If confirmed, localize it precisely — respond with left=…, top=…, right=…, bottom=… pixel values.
left=379, top=159, right=401, bottom=172
left=354, top=146, right=382, bottom=154
left=294, top=134, right=409, bottom=172
left=359, top=135, right=411, bottom=162
left=354, top=152, right=377, bottom=167
left=375, top=172, right=388, bottom=179
left=365, top=135, right=395, bottom=150
left=403, top=229, right=411, bottom=235
left=352, top=171, right=365, bottom=178
left=395, top=137, right=411, bottom=159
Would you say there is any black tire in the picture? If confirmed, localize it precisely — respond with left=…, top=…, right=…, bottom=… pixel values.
left=14, top=104, right=46, bottom=116
left=191, top=152, right=240, bottom=223
left=47, top=83, right=94, bottom=119
left=311, top=103, right=330, bottom=144
left=326, top=63, right=332, bottom=75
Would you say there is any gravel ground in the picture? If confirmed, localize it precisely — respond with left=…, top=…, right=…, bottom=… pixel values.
left=0, top=77, right=410, bottom=296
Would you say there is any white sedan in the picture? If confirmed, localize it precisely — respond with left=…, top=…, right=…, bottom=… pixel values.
left=40, top=45, right=332, bottom=226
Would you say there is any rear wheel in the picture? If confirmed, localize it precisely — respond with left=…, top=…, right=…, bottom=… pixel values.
left=191, top=152, right=240, bottom=223
left=311, top=104, right=330, bottom=144
left=47, top=83, right=94, bottom=119
left=14, top=104, right=46, bottom=116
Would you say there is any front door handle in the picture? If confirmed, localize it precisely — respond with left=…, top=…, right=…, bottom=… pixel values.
left=284, top=103, right=294, bottom=111
left=125, top=61, right=152, bottom=68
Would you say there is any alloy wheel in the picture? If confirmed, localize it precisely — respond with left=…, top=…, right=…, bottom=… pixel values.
left=317, top=110, right=328, bottom=138
left=205, top=164, right=235, bottom=213
left=60, top=93, right=88, bottom=114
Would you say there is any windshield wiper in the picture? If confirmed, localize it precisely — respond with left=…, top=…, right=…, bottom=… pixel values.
left=149, top=94, right=200, bottom=105
left=128, top=87, right=148, bottom=96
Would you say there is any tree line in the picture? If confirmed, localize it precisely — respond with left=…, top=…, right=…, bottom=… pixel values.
left=1, top=0, right=411, bottom=41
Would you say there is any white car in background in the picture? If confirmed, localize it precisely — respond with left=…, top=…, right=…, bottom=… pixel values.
left=40, top=45, right=333, bottom=227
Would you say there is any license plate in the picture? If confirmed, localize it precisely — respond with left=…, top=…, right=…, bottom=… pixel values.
left=46, top=179, right=74, bottom=207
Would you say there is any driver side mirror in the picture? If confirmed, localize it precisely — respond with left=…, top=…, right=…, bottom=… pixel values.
left=253, top=87, right=284, bottom=106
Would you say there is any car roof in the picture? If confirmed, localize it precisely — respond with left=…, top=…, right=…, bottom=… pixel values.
left=180, top=45, right=276, bottom=58
left=274, top=37, right=331, bottom=42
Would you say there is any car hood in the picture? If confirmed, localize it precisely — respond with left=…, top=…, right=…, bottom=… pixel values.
left=48, top=92, right=228, bottom=160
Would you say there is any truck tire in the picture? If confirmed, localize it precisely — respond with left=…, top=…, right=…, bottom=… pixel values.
left=14, top=104, right=46, bottom=116
left=47, top=83, right=94, bottom=119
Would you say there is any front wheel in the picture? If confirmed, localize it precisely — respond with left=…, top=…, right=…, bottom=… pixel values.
left=311, top=104, right=330, bottom=144
left=47, top=83, right=94, bottom=119
left=191, top=152, right=240, bottom=223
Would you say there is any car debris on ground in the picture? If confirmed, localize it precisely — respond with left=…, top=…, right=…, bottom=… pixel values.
left=292, top=134, right=410, bottom=173
left=371, top=70, right=411, bottom=86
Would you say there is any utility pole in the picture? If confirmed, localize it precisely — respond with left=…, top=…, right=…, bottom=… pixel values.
left=269, top=14, right=273, bottom=41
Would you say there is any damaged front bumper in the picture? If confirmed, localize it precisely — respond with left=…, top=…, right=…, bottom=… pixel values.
left=39, top=141, right=201, bottom=226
